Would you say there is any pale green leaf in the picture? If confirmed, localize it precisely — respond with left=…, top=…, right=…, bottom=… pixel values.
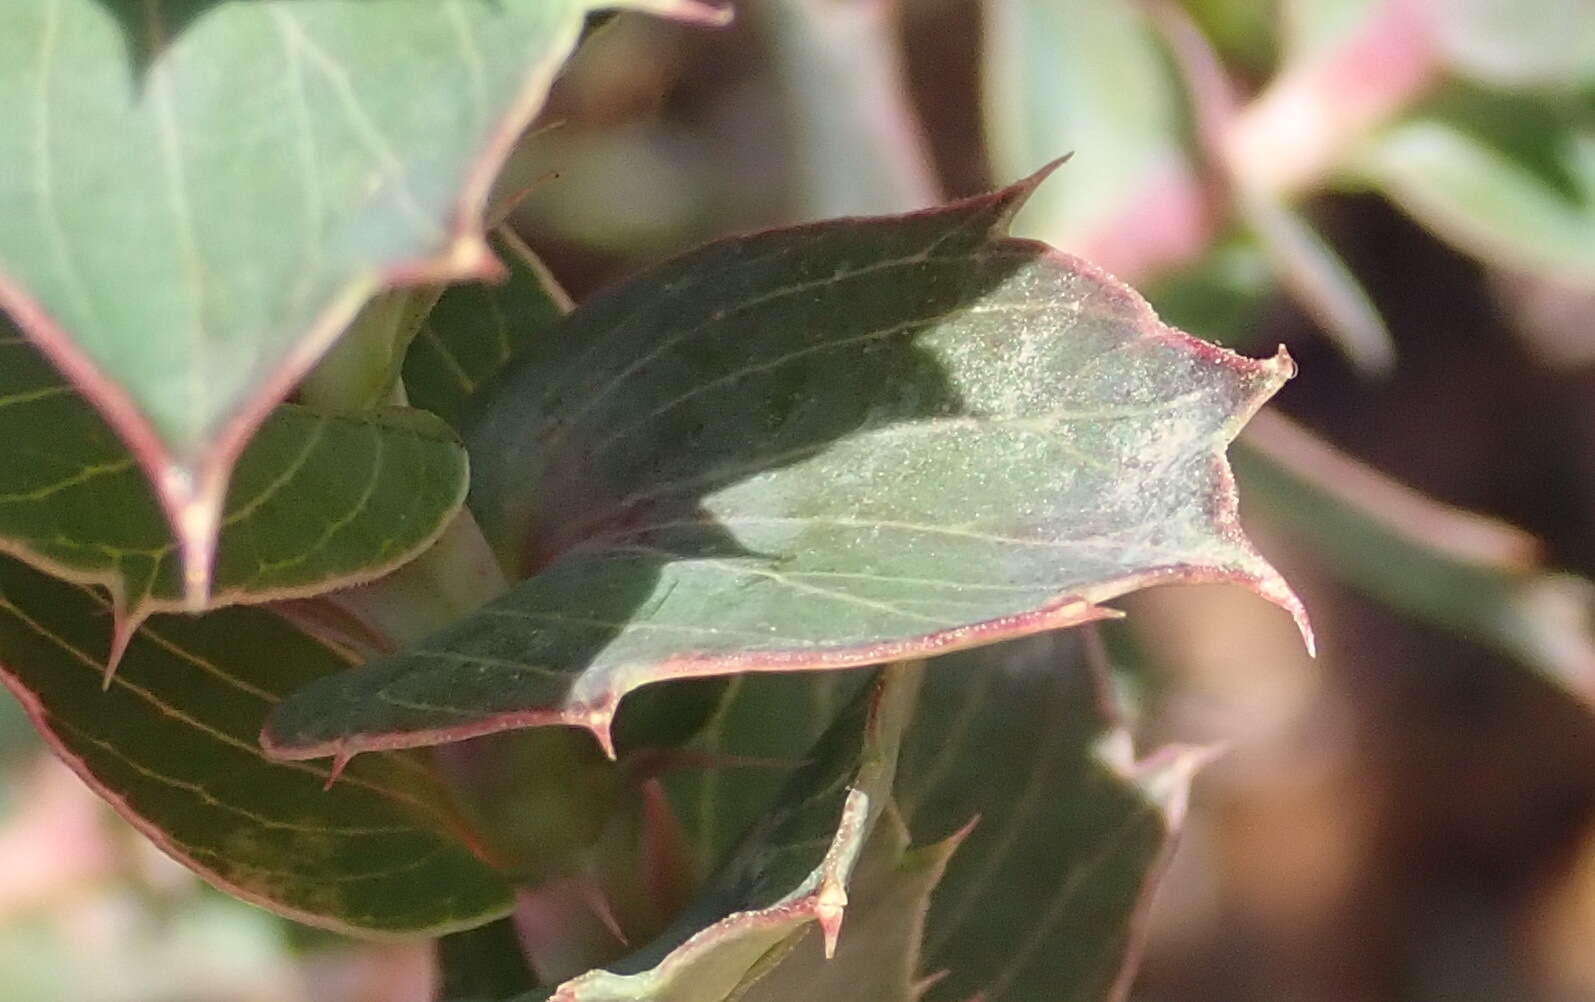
left=1356, top=88, right=1595, bottom=284
left=984, top=0, right=1190, bottom=257
left=0, top=0, right=724, bottom=596
left=1237, top=411, right=1595, bottom=705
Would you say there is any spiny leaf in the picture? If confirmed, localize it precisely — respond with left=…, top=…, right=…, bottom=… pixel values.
left=663, top=632, right=1197, bottom=1002
left=0, top=555, right=513, bottom=936
left=727, top=810, right=961, bottom=1002
left=537, top=666, right=918, bottom=1001
left=0, top=0, right=727, bottom=602
left=264, top=167, right=1306, bottom=763
left=406, top=227, right=573, bottom=430
left=0, top=329, right=468, bottom=667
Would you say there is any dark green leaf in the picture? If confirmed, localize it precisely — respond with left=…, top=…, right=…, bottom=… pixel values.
left=900, top=631, right=1195, bottom=1002
left=663, top=632, right=1193, bottom=1002
left=264, top=166, right=1305, bottom=763
left=0, top=0, right=725, bottom=595
left=538, top=666, right=917, bottom=1001
left=0, top=555, right=513, bottom=935
left=0, top=330, right=468, bottom=663
left=663, top=672, right=872, bottom=878
left=441, top=918, right=540, bottom=1002
left=406, top=228, right=573, bottom=430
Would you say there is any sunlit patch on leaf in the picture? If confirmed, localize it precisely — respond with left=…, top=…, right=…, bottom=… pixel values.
left=263, top=164, right=1307, bottom=765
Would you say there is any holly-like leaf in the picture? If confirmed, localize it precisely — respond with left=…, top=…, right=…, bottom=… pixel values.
left=900, top=631, right=1195, bottom=1002
left=0, top=0, right=727, bottom=601
left=406, top=227, right=573, bottom=430
left=0, top=555, right=513, bottom=936
left=728, top=809, right=960, bottom=1002
left=662, top=632, right=1196, bottom=1002
left=262, top=165, right=1306, bottom=763
left=538, top=666, right=918, bottom=1001
left=0, top=329, right=468, bottom=667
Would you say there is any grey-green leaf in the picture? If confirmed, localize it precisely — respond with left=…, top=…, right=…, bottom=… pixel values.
left=0, top=0, right=724, bottom=597
left=0, top=555, right=513, bottom=936
left=0, top=329, right=468, bottom=663
left=262, top=167, right=1305, bottom=763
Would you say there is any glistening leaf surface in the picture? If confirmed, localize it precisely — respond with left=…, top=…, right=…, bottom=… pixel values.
left=0, top=556, right=512, bottom=935
left=0, top=329, right=468, bottom=656
left=0, top=0, right=723, bottom=595
left=263, top=167, right=1304, bottom=762
left=536, top=667, right=916, bottom=1002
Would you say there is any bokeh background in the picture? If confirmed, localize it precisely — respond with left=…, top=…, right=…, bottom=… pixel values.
left=3, top=0, right=1594, bottom=999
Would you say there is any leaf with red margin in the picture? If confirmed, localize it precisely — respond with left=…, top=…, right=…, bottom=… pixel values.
left=261, top=165, right=1308, bottom=764
left=657, top=632, right=1196, bottom=1002
left=0, top=554, right=514, bottom=936
left=0, top=0, right=727, bottom=605
left=536, top=665, right=917, bottom=1001
left=0, top=328, right=469, bottom=672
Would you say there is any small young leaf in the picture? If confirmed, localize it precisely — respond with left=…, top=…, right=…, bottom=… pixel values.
left=0, top=0, right=727, bottom=600
left=728, top=809, right=959, bottom=1002
left=264, top=167, right=1306, bottom=763
left=540, top=666, right=918, bottom=1001
left=0, top=556, right=513, bottom=936
left=664, top=672, right=873, bottom=877
left=0, top=330, right=468, bottom=664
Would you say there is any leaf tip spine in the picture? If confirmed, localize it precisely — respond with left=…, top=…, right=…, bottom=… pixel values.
left=814, top=875, right=848, bottom=959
